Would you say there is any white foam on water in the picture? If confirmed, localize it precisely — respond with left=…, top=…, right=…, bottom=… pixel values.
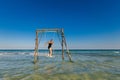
left=0, top=52, right=8, bottom=56
left=0, top=52, right=50, bottom=57
left=46, top=55, right=55, bottom=58
left=114, top=51, right=119, bottom=53
left=0, top=54, right=2, bottom=55
left=28, top=52, right=49, bottom=56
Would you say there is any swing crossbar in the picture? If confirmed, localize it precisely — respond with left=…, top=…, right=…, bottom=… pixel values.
left=36, top=28, right=62, bottom=32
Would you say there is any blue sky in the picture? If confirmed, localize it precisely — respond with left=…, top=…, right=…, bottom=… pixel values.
left=0, top=0, right=120, bottom=49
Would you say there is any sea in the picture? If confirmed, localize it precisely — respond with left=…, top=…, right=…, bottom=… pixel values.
left=0, top=49, right=120, bottom=80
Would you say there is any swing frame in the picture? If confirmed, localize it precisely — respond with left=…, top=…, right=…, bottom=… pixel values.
left=33, top=28, right=72, bottom=63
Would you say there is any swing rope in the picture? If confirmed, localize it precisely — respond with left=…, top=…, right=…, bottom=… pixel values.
left=38, top=32, right=44, bottom=48
left=52, top=32, right=56, bottom=55
left=41, top=32, right=56, bottom=56
left=57, top=31, right=62, bottom=46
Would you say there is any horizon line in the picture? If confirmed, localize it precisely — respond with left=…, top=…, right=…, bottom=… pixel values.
left=0, top=48, right=120, bottom=50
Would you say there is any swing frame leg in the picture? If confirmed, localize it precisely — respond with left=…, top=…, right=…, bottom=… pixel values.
left=61, top=29, right=73, bottom=62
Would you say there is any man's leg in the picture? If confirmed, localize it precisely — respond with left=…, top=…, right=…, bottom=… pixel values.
left=50, top=48, right=52, bottom=57
left=48, top=49, right=50, bottom=56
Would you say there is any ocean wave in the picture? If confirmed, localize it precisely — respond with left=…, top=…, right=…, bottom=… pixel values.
left=114, top=51, right=120, bottom=54
left=0, top=52, right=32, bottom=55
left=0, top=52, right=49, bottom=56
left=0, top=50, right=120, bottom=57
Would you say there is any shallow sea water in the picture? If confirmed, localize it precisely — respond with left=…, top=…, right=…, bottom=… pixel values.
left=0, top=50, right=120, bottom=80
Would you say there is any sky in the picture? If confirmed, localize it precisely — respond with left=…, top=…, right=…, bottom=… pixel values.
left=0, top=0, right=120, bottom=49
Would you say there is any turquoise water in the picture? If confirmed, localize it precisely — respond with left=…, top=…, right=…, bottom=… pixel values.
left=0, top=49, right=120, bottom=80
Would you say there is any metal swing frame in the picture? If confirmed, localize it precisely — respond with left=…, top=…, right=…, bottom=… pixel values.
left=33, top=28, right=72, bottom=63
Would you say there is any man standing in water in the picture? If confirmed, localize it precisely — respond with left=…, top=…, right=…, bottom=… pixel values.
left=48, top=39, right=54, bottom=57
